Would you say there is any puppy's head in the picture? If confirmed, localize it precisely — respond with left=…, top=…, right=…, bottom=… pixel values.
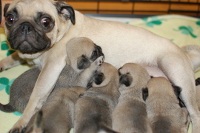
left=145, top=77, right=185, bottom=106
left=89, top=62, right=118, bottom=88
left=66, top=37, right=104, bottom=72
left=118, top=63, right=150, bottom=89
left=4, top=0, right=75, bottom=55
left=146, top=77, right=179, bottom=98
left=146, top=77, right=190, bottom=132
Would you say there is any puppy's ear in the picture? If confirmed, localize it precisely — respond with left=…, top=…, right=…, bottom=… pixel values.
left=4, top=4, right=10, bottom=17
left=94, top=72, right=104, bottom=85
left=173, top=85, right=186, bottom=108
left=34, top=111, right=43, bottom=131
left=77, top=55, right=90, bottom=70
left=119, top=74, right=132, bottom=87
left=54, top=2, right=75, bottom=24
left=142, top=88, right=148, bottom=101
left=118, top=67, right=122, bottom=76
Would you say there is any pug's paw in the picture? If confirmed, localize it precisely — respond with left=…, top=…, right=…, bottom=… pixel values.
left=9, top=119, right=28, bottom=133
left=0, top=64, right=4, bottom=72
left=9, top=127, right=23, bottom=133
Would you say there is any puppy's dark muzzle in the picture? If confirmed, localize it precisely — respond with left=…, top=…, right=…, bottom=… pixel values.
left=8, top=22, right=51, bottom=54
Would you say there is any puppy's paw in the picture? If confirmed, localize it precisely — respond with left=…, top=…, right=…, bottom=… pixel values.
left=95, top=56, right=104, bottom=66
left=88, top=56, right=104, bottom=74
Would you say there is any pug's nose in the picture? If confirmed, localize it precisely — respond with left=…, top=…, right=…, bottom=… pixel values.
left=20, top=22, right=33, bottom=34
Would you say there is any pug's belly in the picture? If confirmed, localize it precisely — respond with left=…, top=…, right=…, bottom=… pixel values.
left=143, top=65, right=168, bottom=80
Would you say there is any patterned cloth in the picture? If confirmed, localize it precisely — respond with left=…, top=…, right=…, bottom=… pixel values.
left=0, top=14, right=199, bottom=133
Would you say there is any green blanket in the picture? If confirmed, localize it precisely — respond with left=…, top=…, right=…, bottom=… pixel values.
left=1, top=14, right=199, bottom=133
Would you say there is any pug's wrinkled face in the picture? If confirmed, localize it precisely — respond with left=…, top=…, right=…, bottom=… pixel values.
left=4, top=0, right=75, bottom=54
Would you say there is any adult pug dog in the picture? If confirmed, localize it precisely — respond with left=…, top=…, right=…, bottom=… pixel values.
left=1, top=0, right=200, bottom=132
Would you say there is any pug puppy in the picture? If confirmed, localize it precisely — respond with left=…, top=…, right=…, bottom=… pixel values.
left=24, top=87, right=86, bottom=133
left=145, top=77, right=190, bottom=133
left=74, top=62, right=119, bottom=133
left=1, top=0, right=200, bottom=132
left=112, top=63, right=152, bottom=133
left=0, top=37, right=104, bottom=113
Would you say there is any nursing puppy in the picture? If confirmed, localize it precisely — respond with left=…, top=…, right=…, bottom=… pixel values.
left=24, top=87, right=86, bottom=133
left=1, top=0, right=200, bottom=132
left=0, top=37, right=104, bottom=113
left=145, top=77, right=190, bottom=133
left=112, top=63, right=152, bottom=133
left=74, top=62, right=119, bottom=133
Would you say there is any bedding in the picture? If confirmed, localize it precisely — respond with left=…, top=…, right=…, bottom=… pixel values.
left=0, top=14, right=199, bottom=133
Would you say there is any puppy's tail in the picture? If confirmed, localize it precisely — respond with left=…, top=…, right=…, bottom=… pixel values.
left=98, top=124, right=118, bottom=133
left=0, top=103, right=15, bottom=112
left=182, top=45, right=200, bottom=72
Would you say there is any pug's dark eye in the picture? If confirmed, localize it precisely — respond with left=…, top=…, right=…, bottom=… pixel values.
left=41, top=17, right=52, bottom=28
left=5, top=15, right=15, bottom=25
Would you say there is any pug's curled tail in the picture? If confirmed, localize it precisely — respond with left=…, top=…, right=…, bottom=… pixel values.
left=182, top=45, right=200, bottom=72
left=0, top=103, right=15, bottom=112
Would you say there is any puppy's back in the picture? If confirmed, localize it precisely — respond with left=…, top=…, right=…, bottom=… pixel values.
left=0, top=66, right=40, bottom=113
left=112, top=63, right=152, bottom=133
left=25, top=87, right=86, bottom=133
left=146, top=77, right=189, bottom=133
left=74, top=62, right=119, bottom=133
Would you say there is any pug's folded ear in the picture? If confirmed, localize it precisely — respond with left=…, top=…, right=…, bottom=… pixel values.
left=142, top=88, right=148, bottom=101
left=94, top=72, right=104, bottom=85
left=4, top=4, right=10, bottom=17
left=172, top=85, right=185, bottom=108
left=77, top=55, right=90, bottom=70
left=119, top=74, right=132, bottom=87
left=54, top=2, right=75, bottom=24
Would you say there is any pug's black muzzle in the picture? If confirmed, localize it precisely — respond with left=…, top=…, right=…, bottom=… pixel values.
left=8, top=22, right=51, bottom=54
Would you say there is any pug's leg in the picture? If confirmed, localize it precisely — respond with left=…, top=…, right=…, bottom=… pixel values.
left=0, top=52, right=26, bottom=71
left=158, top=54, right=200, bottom=133
left=9, top=57, right=66, bottom=133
